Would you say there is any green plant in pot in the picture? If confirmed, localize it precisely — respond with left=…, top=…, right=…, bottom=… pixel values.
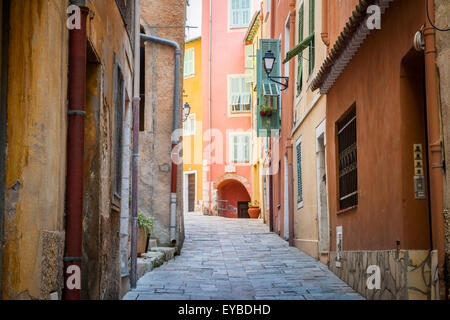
left=259, top=105, right=274, bottom=117
left=248, top=200, right=261, bottom=219
left=137, top=213, right=154, bottom=256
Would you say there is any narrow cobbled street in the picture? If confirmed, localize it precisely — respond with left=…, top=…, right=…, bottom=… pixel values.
left=124, top=214, right=363, bottom=300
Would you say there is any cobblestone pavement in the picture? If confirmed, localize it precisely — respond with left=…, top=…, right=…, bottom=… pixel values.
left=124, top=213, right=364, bottom=300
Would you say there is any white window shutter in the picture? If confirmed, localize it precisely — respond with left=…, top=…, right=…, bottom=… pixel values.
left=245, top=45, right=253, bottom=83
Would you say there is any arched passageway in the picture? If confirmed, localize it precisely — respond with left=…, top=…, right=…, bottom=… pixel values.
left=217, top=179, right=251, bottom=219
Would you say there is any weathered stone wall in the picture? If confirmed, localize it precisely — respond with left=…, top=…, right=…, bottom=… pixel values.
left=83, top=0, right=135, bottom=300
left=139, top=0, right=186, bottom=249
left=435, top=0, right=450, bottom=299
left=329, top=250, right=433, bottom=300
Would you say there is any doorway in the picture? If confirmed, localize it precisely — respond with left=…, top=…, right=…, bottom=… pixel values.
left=316, top=120, right=330, bottom=254
left=184, top=171, right=197, bottom=214
left=238, top=202, right=250, bottom=219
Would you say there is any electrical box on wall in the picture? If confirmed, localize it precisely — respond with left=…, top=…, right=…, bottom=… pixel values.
left=336, top=226, right=343, bottom=268
left=413, top=144, right=426, bottom=200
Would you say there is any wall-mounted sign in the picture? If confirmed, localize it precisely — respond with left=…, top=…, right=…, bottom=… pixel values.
left=413, top=144, right=426, bottom=200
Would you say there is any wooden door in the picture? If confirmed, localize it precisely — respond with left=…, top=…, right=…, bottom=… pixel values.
left=238, top=202, right=250, bottom=219
left=188, top=174, right=195, bottom=212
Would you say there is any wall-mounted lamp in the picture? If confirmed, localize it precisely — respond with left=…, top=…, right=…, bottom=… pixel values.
left=263, top=50, right=289, bottom=91
left=182, top=102, right=191, bottom=122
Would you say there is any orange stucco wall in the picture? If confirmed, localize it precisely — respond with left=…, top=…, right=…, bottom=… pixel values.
left=326, top=0, right=431, bottom=252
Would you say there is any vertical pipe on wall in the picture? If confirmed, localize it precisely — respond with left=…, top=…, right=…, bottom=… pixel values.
left=423, top=0, right=447, bottom=300
left=139, top=34, right=181, bottom=244
left=208, top=0, right=213, bottom=216
left=287, top=0, right=296, bottom=247
left=64, top=4, right=89, bottom=300
left=130, top=0, right=141, bottom=290
left=321, top=0, right=329, bottom=47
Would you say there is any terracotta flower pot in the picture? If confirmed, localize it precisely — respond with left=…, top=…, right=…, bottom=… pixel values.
left=248, top=206, right=261, bottom=219
left=137, top=226, right=149, bottom=256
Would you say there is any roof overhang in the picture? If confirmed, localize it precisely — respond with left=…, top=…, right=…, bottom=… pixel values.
left=245, top=11, right=261, bottom=44
left=311, top=0, right=394, bottom=94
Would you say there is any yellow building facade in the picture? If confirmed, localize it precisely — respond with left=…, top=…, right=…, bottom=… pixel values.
left=290, top=0, right=329, bottom=263
left=183, top=37, right=203, bottom=213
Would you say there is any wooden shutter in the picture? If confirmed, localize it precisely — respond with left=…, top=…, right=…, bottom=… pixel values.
left=245, top=44, right=254, bottom=83
left=232, top=135, right=239, bottom=162
left=242, top=0, right=251, bottom=26
left=231, top=0, right=241, bottom=27
left=184, top=49, right=194, bottom=76
left=256, top=39, right=281, bottom=137
left=308, top=0, right=315, bottom=75
left=296, top=141, right=303, bottom=203
left=230, top=77, right=241, bottom=112
left=244, top=135, right=250, bottom=162
left=297, top=4, right=304, bottom=95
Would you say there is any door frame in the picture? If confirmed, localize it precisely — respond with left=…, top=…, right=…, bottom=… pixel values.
left=315, top=119, right=330, bottom=253
left=183, top=170, right=197, bottom=214
left=283, top=154, right=289, bottom=240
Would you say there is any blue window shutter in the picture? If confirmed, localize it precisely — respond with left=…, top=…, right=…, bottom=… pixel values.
left=257, top=38, right=281, bottom=137
left=297, top=142, right=303, bottom=203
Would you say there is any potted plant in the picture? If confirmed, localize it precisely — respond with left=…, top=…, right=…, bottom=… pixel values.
left=259, top=105, right=274, bottom=117
left=248, top=200, right=261, bottom=219
left=137, top=213, right=154, bottom=256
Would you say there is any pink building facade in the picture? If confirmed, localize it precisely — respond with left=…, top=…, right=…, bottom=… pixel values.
left=202, top=0, right=261, bottom=218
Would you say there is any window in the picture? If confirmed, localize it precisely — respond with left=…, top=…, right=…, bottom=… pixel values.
left=230, top=133, right=251, bottom=163
left=113, top=57, right=125, bottom=199
left=308, top=0, right=315, bottom=75
left=296, top=138, right=303, bottom=206
left=183, top=113, right=196, bottom=136
left=230, top=0, right=251, bottom=29
left=184, top=48, right=195, bottom=77
left=229, top=76, right=252, bottom=113
left=266, top=0, right=271, bottom=16
left=297, top=4, right=304, bottom=95
left=337, top=106, right=358, bottom=210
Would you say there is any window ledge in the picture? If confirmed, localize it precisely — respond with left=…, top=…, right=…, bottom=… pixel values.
left=337, top=205, right=357, bottom=216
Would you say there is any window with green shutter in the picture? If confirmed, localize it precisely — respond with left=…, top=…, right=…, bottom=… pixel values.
left=308, top=0, right=315, bottom=75
left=231, top=133, right=251, bottom=163
left=296, top=138, right=303, bottom=205
left=184, top=48, right=194, bottom=77
left=230, top=0, right=251, bottom=28
left=297, top=4, right=304, bottom=96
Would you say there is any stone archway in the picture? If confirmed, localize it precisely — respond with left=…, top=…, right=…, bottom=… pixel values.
left=212, top=174, right=251, bottom=218
left=213, top=173, right=251, bottom=193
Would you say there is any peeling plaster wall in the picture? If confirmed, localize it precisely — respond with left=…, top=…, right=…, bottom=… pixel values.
left=83, top=0, right=134, bottom=300
left=435, top=0, right=450, bottom=298
left=139, top=0, right=186, bottom=249
left=2, top=0, right=69, bottom=300
left=1, top=0, right=134, bottom=300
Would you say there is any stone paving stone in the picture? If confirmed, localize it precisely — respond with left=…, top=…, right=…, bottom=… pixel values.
left=123, top=213, right=364, bottom=301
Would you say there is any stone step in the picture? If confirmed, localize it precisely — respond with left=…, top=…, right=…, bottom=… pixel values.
left=150, top=247, right=177, bottom=261
left=141, top=251, right=165, bottom=268
left=148, top=239, right=158, bottom=249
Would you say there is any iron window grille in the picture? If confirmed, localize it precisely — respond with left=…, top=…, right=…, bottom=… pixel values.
left=337, top=105, right=358, bottom=210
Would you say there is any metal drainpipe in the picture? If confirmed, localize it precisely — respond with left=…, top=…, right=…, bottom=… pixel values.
left=130, top=0, right=141, bottom=290
left=140, top=34, right=181, bottom=244
left=64, top=2, right=89, bottom=300
left=423, top=0, right=446, bottom=300
left=208, top=0, right=213, bottom=216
